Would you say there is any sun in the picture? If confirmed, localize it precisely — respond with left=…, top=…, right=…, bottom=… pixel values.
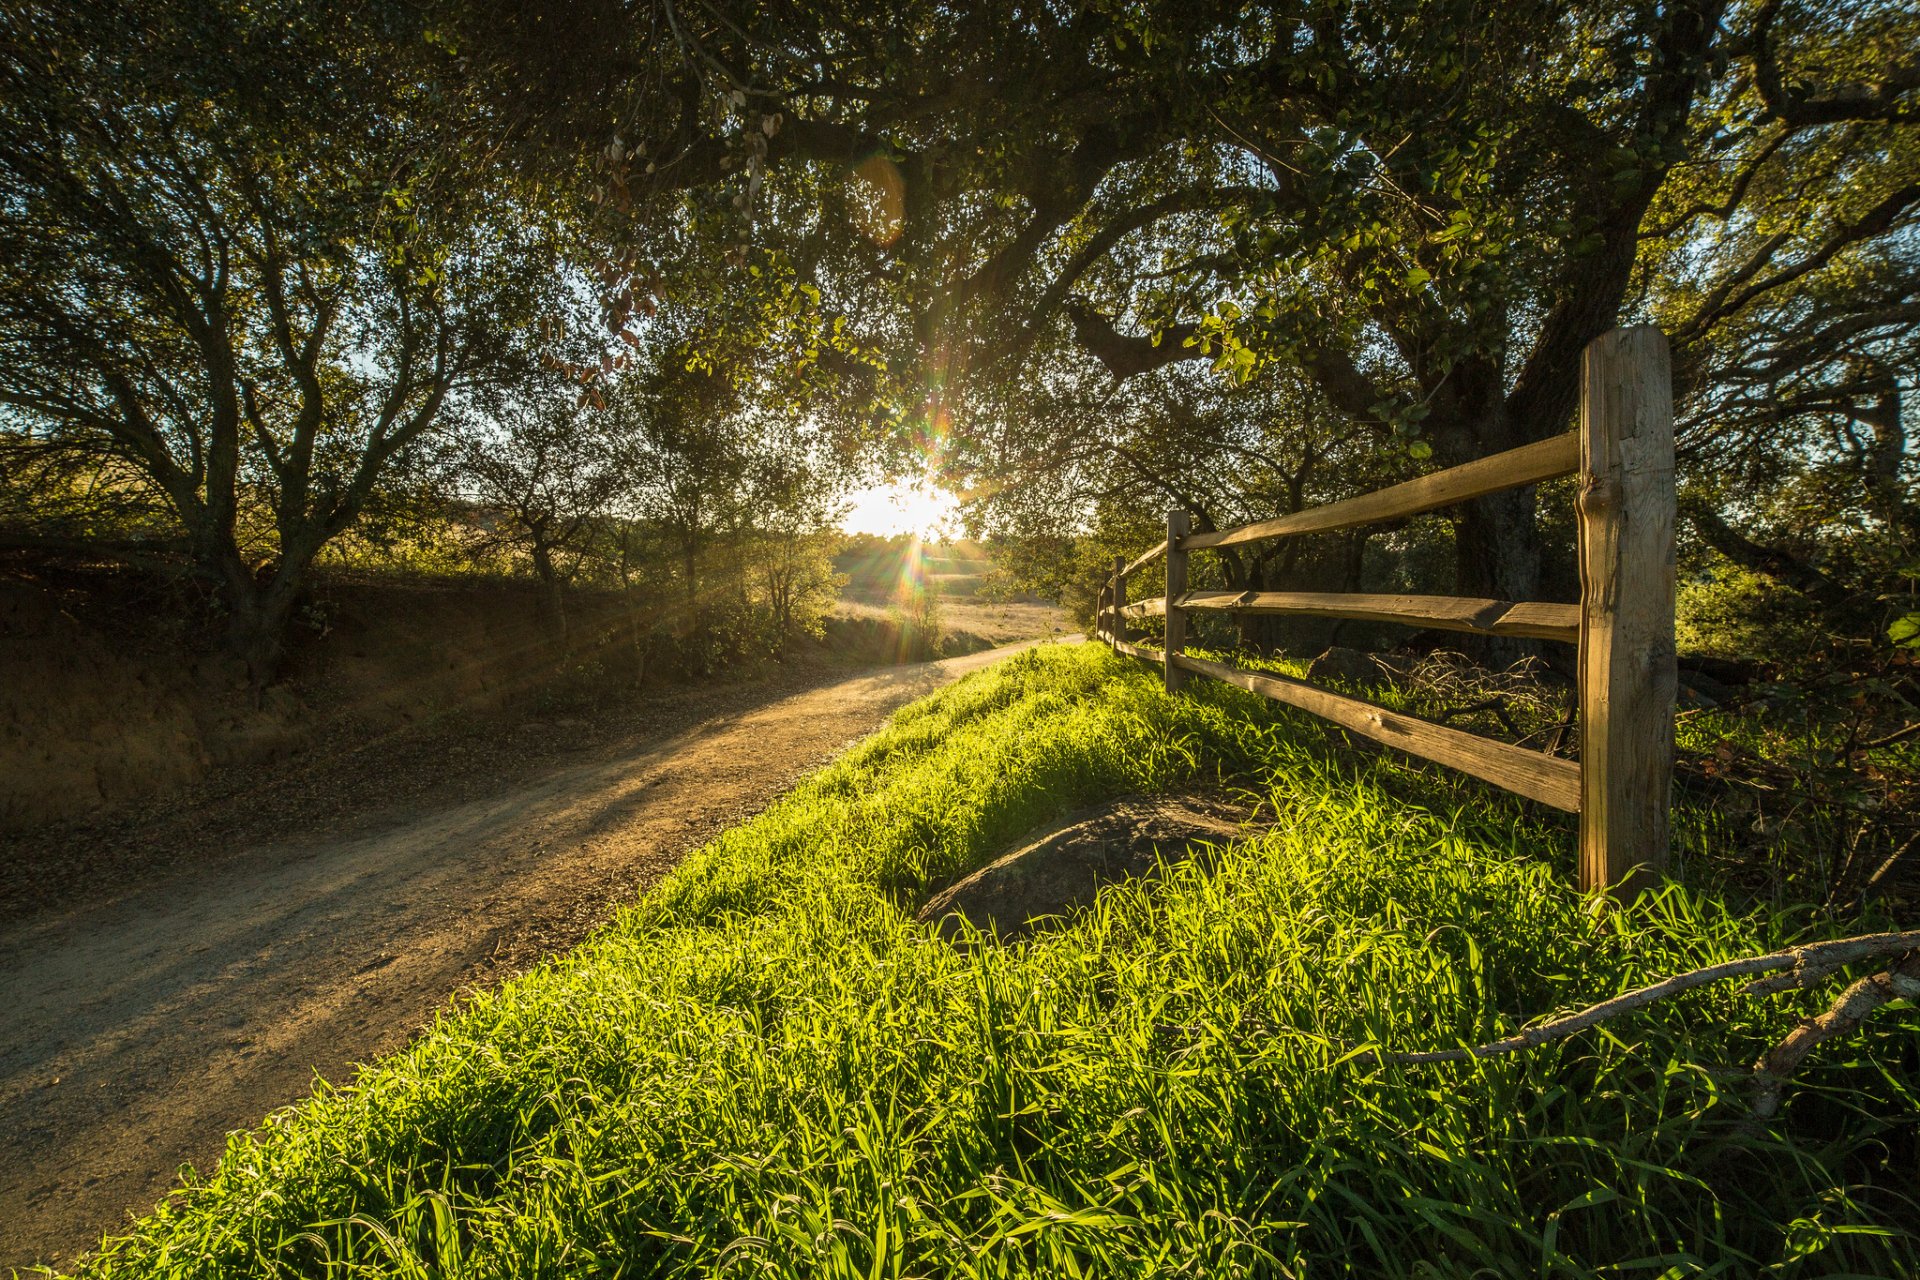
left=840, top=478, right=958, bottom=539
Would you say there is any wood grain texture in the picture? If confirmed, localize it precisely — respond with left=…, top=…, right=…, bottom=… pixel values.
left=1111, top=557, right=1129, bottom=647
left=1490, top=602, right=1581, bottom=641
left=1177, top=591, right=1578, bottom=644
left=1164, top=510, right=1191, bottom=693
left=1183, top=434, right=1579, bottom=552
left=1174, top=654, right=1581, bottom=810
left=1577, top=326, right=1677, bottom=893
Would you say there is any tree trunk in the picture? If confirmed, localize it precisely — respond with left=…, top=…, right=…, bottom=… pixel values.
left=619, top=585, right=649, bottom=689
left=678, top=533, right=707, bottom=672
left=531, top=543, right=570, bottom=649
left=1454, top=487, right=1543, bottom=601
left=1452, top=487, right=1544, bottom=667
left=1433, top=384, right=1546, bottom=666
left=1691, top=506, right=1867, bottom=626
left=767, top=566, right=793, bottom=648
left=680, top=535, right=703, bottom=647
left=197, top=518, right=329, bottom=693
left=220, top=562, right=304, bottom=694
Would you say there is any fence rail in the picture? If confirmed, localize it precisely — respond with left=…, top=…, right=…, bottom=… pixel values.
left=1095, top=326, right=1676, bottom=894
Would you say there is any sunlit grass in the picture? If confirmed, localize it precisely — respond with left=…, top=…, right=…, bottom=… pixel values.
left=73, top=645, right=1918, bottom=1278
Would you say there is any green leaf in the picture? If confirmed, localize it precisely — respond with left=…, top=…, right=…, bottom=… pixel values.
left=1887, top=614, right=1920, bottom=648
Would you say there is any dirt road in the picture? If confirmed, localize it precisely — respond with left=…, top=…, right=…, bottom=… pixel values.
left=0, top=638, right=1075, bottom=1271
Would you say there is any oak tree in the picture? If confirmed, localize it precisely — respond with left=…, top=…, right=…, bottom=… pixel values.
left=0, top=0, right=568, bottom=681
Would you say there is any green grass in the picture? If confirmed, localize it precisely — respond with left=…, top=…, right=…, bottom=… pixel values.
left=72, top=645, right=1918, bottom=1278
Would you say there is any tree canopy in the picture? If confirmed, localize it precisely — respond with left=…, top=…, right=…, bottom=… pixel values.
left=3, top=0, right=1915, bottom=676
left=444, top=0, right=1915, bottom=635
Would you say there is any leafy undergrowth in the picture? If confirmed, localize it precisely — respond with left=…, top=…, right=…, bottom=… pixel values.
left=75, top=645, right=1918, bottom=1278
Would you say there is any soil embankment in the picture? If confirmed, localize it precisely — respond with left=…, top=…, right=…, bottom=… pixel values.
left=2, top=566, right=1065, bottom=833
left=0, top=637, right=1080, bottom=1272
left=0, top=573, right=622, bottom=832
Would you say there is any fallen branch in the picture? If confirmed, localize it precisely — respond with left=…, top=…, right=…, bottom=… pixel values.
left=1751, top=951, right=1920, bottom=1118
left=1538, top=692, right=1578, bottom=758
left=1863, top=720, right=1920, bottom=751
left=1355, top=930, right=1920, bottom=1111
left=1862, top=829, right=1920, bottom=894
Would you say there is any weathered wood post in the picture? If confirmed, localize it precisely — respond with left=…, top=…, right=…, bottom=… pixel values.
left=1112, top=556, right=1128, bottom=648
left=1164, top=510, right=1190, bottom=693
left=1577, top=325, right=1677, bottom=895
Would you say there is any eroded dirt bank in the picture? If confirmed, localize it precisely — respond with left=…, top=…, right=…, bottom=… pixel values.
left=0, top=637, right=1078, bottom=1272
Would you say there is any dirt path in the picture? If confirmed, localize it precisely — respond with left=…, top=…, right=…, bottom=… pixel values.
left=0, top=638, right=1076, bottom=1272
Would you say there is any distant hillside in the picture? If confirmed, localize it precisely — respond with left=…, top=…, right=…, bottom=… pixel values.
left=837, top=535, right=997, bottom=600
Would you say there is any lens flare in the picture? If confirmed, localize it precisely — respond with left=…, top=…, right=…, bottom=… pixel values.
left=891, top=534, right=936, bottom=662
left=911, top=403, right=953, bottom=468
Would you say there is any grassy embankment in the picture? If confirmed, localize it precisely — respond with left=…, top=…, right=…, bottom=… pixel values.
left=78, top=644, right=1916, bottom=1277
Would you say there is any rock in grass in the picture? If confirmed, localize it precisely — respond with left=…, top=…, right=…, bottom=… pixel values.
left=916, top=793, right=1248, bottom=942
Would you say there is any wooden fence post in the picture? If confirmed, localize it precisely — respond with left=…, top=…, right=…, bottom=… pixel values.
left=1165, top=510, right=1190, bottom=693
left=1577, top=325, right=1677, bottom=895
left=1112, top=556, right=1128, bottom=647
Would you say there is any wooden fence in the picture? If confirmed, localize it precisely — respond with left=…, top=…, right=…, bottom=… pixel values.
left=1095, top=326, right=1677, bottom=894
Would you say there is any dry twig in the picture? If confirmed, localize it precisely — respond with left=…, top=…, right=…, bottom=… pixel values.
left=1865, top=720, right=1920, bottom=751
left=1354, top=930, right=1920, bottom=1114
left=1751, top=950, right=1920, bottom=1118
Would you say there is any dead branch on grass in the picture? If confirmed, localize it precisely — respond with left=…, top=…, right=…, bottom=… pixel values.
left=1354, top=929, right=1920, bottom=1116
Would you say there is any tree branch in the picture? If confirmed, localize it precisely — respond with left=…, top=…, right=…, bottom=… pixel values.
left=1352, top=930, right=1920, bottom=1092
left=1689, top=504, right=1859, bottom=613
left=1062, top=299, right=1203, bottom=379
left=1753, top=0, right=1920, bottom=126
